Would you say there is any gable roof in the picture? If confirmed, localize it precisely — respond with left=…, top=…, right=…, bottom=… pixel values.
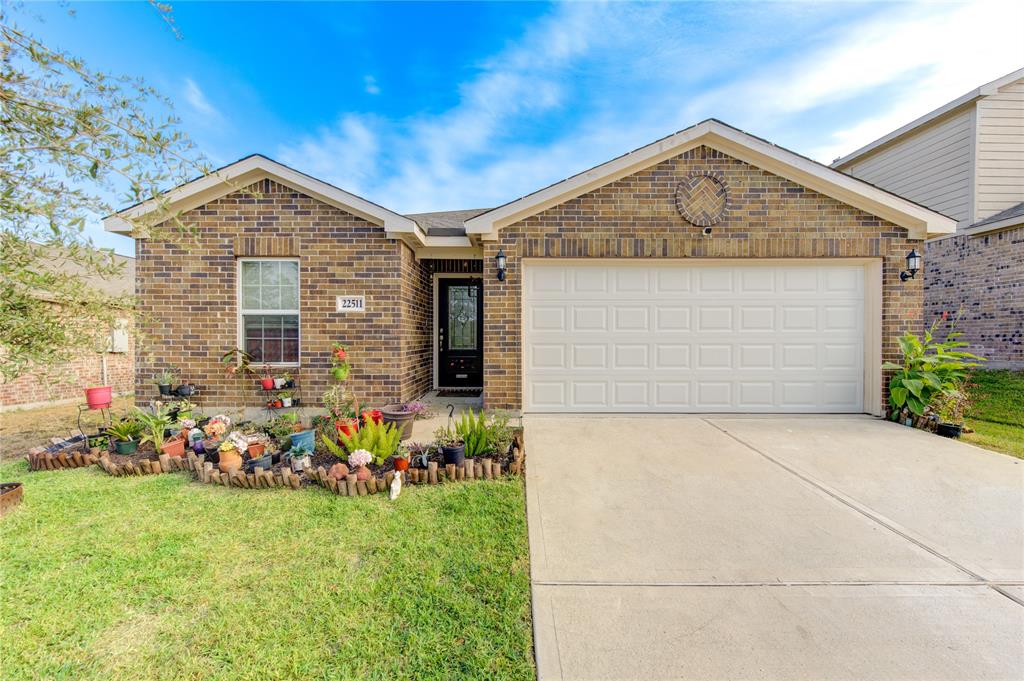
left=103, top=154, right=419, bottom=237
left=961, top=201, right=1024, bottom=236
left=831, top=67, right=1024, bottom=168
left=465, top=119, right=956, bottom=240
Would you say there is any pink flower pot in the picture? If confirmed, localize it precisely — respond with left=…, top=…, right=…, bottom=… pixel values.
left=85, top=386, right=112, bottom=410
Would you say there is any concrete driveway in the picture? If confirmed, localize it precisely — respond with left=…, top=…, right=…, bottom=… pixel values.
left=525, top=415, right=1024, bottom=680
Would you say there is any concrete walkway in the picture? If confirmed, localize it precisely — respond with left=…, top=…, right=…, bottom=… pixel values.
left=525, top=415, right=1024, bottom=680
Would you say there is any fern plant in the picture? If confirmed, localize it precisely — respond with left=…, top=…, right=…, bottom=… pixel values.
left=337, top=419, right=402, bottom=465
left=454, top=409, right=512, bottom=457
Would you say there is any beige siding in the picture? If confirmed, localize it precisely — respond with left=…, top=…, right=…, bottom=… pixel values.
left=841, top=108, right=973, bottom=222
left=975, top=79, right=1024, bottom=221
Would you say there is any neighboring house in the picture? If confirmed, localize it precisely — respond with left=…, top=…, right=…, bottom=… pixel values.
left=833, top=68, right=1024, bottom=368
left=105, top=119, right=954, bottom=416
left=0, top=251, right=135, bottom=411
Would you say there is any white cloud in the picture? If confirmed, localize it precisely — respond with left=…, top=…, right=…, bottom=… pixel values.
left=183, top=77, right=223, bottom=121
left=277, top=0, right=1024, bottom=212
left=363, top=75, right=380, bottom=95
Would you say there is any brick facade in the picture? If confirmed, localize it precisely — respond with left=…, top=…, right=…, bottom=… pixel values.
left=0, top=341, right=134, bottom=410
left=924, top=227, right=1023, bottom=368
left=482, top=146, right=924, bottom=412
left=136, top=179, right=427, bottom=411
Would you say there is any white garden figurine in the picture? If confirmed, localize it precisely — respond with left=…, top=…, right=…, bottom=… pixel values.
left=389, top=472, right=403, bottom=500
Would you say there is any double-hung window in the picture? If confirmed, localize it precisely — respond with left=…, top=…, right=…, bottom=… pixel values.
left=239, top=259, right=300, bottom=365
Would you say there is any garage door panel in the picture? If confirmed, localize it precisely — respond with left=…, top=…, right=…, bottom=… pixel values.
left=524, top=263, right=865, bottom=413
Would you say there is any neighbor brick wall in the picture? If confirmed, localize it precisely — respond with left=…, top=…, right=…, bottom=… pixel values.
left=0, top=340, right=134, bottom=409
left=924, top=226, right=1023, bottom=368
left=482, top=145, right=924, bottom=412
left=135, top=179, right=426, bottom=411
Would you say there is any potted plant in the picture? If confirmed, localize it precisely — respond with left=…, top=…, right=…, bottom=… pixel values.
left=330, top=344, right=350, bottom=381
left=932, top=386, right=971, bottom=439
left=134, top=406, right=180, bottom=457
left=289, top=444, right=312, bottom=472
left=105, top=419, right=143, bottom=455
left=379, top=401, right=423, bottom=440
left=85, top=385, right=113, bottom=409
left=348, top=448, right=373, bottom=481
left=433, top=424, right=465, bottom=466
left=88, top=435, right=109, bottom=457
left=290, top=427, right=315, bottom=451
left=258, top=364, right=275, bottom=391
left=176, top=399, right=197, bottom=421
left=281, top=372, right=295, bottom=389
left=218, top=438, right=243, bottom=473
left=324, top=385, right=359, bottom=436
left=245, top=431, right=271, bottom=458
left=153, top=369, right=177, bottom=397
left=280, top=390, right=293, bottom=408
left=274, top=375, right=287, bottom=389
left=392, top=443, right=411, bottom=472
left=361, top=409, right=383, bottom=426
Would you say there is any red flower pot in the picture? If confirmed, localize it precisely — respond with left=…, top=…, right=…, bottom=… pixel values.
left=393, top=457, right=409, bottom=472
left=336, top=418, right=359, bottom=437
left=161, top=437, right=186, bottom=458
left=85, top=386, right=112, bottom=410
left=260, top=378, right=275, bottom=390
left=362, top=409, right=383, bottom=426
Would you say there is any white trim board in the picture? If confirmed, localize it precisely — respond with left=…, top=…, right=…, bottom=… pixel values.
left=104, top=154, right=419, bottom=238
left=465, top=120, right=955, bottom=241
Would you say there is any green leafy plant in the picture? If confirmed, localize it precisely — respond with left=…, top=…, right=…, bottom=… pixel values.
left=153, top=369, right=176, bottom=385
left=88, top=435, right=109, bottom=449
left=882, top=320, right=983, bottom=419
left=932, top=384, right=973, bottom=425
left=105, top=419, right=144, bottom=442
left=453, top=409, right=513, bottom=457
left=330, top=344, right=350, bottom=381
left=338, top=419, right=402, bottom=466
left=320, top=432, right=346, bottom=460
left=134, top=407, right=173, bottom=451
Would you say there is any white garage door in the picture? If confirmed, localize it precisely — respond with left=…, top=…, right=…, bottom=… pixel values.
left=523, top=261, right=866, bottom=413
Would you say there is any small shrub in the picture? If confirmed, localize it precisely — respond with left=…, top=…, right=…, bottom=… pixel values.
left=338, top=419, right=402, bottom=465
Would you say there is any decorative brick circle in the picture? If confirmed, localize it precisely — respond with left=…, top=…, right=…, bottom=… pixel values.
left=674, top=172, right=728, bottom=227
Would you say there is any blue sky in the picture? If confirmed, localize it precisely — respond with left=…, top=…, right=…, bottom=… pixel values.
left=19, top=1, right=1024, bottom=255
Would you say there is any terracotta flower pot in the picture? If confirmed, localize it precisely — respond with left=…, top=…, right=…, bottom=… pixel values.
left=260, top=378, right=275, bottom=390
left=247, top=442, right=266, bottom=458
left=336, top=418, right=359, bottom=437
left=85, top=386, right=113, bottom=410
left=218, top=446, right=242, bottom=473
left=161, top=437, right=186, bottom=458
left=355, top=465, right=372, bottom=481
left=393, top=457, right=409, bottom=472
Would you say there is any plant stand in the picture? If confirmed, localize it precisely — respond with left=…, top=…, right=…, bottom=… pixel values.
left=77, top=403, right=112, bottom=441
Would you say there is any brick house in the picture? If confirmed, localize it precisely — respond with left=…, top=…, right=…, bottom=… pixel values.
left=105, top=120, right=954, bottom=415
left=0, top=250, right=135, bottom=411
left=833, top=68, right=1024, bottom=369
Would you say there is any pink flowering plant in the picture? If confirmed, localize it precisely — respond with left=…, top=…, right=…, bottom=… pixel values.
left=347, top=448, right=372, bottom=468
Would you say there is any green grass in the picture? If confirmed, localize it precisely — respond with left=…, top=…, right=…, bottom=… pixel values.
left=0, top=461, right=534, bottom=680
left=963, top=369, right=1024, bottom=459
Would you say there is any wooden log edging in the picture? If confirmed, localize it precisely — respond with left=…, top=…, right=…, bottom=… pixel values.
left=27, top=449, right=100, bottom=471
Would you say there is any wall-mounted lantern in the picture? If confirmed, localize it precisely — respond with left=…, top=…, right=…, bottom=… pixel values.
left=899, top=248, right=922, bottom=282
left=495, top=248, right=507, bottom=281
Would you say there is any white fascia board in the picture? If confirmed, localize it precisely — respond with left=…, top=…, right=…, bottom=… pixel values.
left=103, top=155, right=418, bottom=237
left=465, top=121, right=717, bottom=238
left=961, top=215, right=1024, bottom=238
left=466, top=120, right=955, bottom=241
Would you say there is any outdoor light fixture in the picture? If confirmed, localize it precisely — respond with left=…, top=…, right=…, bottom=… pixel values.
left=900, top=248, right=922, bottom=282
left=495, top=248, right=507, bottom=281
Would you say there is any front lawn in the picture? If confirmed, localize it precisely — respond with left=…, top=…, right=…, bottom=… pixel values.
left=0, top=460, right=534, bottom=680
left=964, top=369, right=1024, bottom=459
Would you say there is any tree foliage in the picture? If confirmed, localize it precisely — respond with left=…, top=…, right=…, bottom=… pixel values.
left=0, top=8, right=208, bottom=382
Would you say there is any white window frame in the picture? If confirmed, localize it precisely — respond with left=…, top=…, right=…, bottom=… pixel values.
left=237, top=258, right=301, bottom=368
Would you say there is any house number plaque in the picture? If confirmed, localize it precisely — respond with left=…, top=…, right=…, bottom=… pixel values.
left=336, top=295, right=365, bottom=313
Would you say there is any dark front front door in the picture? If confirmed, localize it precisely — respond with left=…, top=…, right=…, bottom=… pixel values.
left=438, top=278, right=483, bottom=387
